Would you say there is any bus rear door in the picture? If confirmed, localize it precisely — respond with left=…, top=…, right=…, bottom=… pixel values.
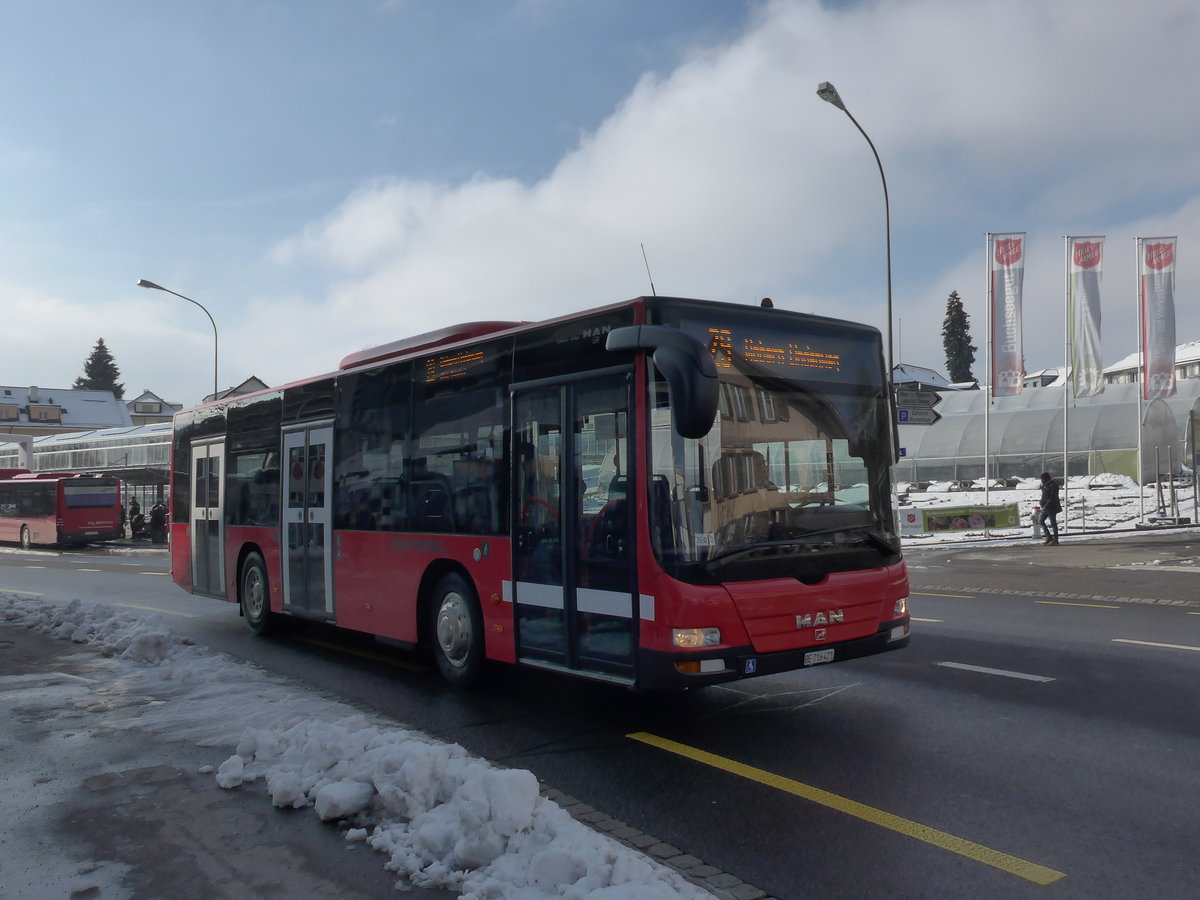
left=190, top=441, right=225, bottom=596
left=512, top=372, right=637, bottom=684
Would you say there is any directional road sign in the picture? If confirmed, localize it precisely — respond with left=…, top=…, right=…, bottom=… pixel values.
left=895, top=390, right=942, bottom=409
left=897, top=407, right=941, bottom=426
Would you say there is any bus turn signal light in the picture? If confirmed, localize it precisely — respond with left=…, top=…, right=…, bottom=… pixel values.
left=675, top=659, right=726, bottom=674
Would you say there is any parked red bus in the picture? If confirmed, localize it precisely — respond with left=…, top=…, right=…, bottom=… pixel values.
left=170, top=296, right=909, bottom=690
left=0, top=470, right=124, bottom=548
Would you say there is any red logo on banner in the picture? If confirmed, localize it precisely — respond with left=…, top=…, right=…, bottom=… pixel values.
left=1073, top=241, right=1101, bottom=268
left=1145, top=242, right=1174, bottom=270
left=994, top=237, right=1023, bottom=266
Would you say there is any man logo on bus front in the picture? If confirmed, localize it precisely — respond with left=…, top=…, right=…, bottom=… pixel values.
left=796, top=610, right=844, bottom=629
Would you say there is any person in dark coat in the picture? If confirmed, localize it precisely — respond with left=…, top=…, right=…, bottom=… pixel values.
left=1036, top=472, right=1061, bottom=545
left=149, top=501, right=167, bottom=543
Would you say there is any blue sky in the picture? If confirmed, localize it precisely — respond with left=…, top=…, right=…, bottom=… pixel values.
left=4, top=0, right=1200, bottom=407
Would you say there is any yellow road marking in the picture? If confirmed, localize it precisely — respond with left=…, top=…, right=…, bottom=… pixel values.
left=627, top=731, right=1066, bottom=886
left=1035, top=600, right=1119, bottom=609
left=912, top=591, right=975, bottom=598
left=0, top=588, right=44, bottom=596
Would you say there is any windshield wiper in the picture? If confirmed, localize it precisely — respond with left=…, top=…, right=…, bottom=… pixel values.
left=703, top=526, right=897, bottom=573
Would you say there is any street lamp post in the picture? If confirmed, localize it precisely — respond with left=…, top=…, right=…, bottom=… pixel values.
left=816, top=81, right=894, bottom=379
left=136, top=279, right=219, bottom=401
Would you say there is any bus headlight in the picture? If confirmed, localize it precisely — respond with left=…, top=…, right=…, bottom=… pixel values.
left=672, top=627, right=721, bottom=649
left=894, top=596, right=909, bottom=617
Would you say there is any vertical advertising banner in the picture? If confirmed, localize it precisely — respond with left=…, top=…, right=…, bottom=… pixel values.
left=1068, top=237, right=1104, bottom=398
left=1139, top=237, right=1177, bottom=401
left=989, top=233, right=1025, bottom=397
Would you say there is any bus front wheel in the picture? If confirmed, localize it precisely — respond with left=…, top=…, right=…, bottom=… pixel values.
left=430, top=573, right=483, bottom=687
left=20, top=526, right=30, bottom=550
left=240, top=552, right=274, bottom=635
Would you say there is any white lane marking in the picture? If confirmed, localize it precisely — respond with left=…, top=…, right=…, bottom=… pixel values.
left=1110, top=565, right=1198, bottom=573
left=936, top=662, right=1055, bottom=682
left=139, top=572, right=171, bottom=576
left=76, top=568, right=102, bottom=573
left=102, top=601, right=198, bottom=618
left=1112, top=638, right=1200, bottom=653
left=912, top=617, right=943, bottom=623
left=23, top=565, right=46, bottom=569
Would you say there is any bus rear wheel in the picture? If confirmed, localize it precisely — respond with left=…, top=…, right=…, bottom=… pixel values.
left=20, top=526, right=31, bottom=550
left=430, top=573, right=483, bottom=687
left=240, top=552, right=274, bottom=635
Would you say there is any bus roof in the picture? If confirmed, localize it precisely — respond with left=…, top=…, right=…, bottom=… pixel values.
left=179, top=295, right=883, bottom=417
left=338, top=321, right=526, bottom=371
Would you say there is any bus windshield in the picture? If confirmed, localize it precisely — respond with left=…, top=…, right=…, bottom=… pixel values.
left=647, top=304, right=899, bottom=584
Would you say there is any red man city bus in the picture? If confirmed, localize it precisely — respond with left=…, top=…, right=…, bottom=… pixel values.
left=0, top=470, right=124, bottom=548
left=170, top=297, right=909, bottom=690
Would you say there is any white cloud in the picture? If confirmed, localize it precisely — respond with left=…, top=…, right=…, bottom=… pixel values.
left=253, top=0, right=1200, bottom=391
left=10, top=0, right=1200, bottom=405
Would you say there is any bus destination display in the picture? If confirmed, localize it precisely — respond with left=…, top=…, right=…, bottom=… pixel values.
left=423, top=348, right=487, bottom=383
left=705, top=327, right=843, bottom=374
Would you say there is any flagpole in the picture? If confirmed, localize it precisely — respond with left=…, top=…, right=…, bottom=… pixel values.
left=984, top=233, right=992, bottom=510
left=1063, top=235, right=1070, bottom=529
left=1136, top=237, right=1145, bottom=521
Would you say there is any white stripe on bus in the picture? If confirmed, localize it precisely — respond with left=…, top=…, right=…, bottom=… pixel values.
left=504, top=581, right=655, bottom=621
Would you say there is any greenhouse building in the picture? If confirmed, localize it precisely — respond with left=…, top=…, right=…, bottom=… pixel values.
left=894, top=381, right=1200, bottom=484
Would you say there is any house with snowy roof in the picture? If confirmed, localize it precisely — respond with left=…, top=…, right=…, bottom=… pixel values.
left=1103, top=340, right=1200, bottom=385
left=126, top=389, right=182, bottom=426
left=0, top=385, right=132, bottom=438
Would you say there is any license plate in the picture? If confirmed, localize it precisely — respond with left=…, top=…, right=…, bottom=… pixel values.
left=803, top=648, right=835, bottom=666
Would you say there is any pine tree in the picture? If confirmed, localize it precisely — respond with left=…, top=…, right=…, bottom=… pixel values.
left=941, top=291, right=976, bottom=384
left=73, top=337, right=125, bottom=399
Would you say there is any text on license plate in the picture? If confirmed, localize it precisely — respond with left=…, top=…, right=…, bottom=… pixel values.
left=803, top=648, right=835, bottom=666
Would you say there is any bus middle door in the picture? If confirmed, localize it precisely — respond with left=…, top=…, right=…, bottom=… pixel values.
left=512, top=372, right=636, bottom=684
left=282, top=425, right=334, bottom=619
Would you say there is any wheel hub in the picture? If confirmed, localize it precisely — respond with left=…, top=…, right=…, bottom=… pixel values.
left=436, top=593, right=472, bottom=668
left=243, top=569, right=265, bottom=619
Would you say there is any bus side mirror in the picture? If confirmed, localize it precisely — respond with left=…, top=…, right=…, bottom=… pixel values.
left=606, top=325, right=718, bottom=439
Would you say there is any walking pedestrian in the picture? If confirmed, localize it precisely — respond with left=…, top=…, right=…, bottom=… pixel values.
left=1036, top=472, right=1061, bottom=545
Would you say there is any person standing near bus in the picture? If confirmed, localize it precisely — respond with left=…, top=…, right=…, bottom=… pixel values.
left=149, top=500, right=167, bottom=543
left=1036, top=472, right=1061, bottom=545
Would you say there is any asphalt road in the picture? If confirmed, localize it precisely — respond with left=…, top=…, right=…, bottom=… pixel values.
left=3, top=531, right=1199, bottom=899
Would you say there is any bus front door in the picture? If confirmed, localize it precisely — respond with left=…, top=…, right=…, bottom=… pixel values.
left=190, top=441, right=225, bottom=597
left=282, top=426, right=334, bottom=618
left=512, top=373, right=636, bottom=684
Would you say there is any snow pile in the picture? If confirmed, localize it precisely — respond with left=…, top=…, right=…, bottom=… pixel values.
left=0, top=595, right=711, bottom=899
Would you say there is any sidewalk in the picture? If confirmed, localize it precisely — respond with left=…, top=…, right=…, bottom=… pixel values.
left=0, top=626, right=455, bottom=900
left=903, top=525, right=1200, bottom=608
left=904, top=522, right=1200, bottom=569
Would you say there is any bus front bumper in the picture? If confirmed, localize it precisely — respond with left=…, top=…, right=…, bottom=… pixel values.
left=636, top=617, right=910, bottom=691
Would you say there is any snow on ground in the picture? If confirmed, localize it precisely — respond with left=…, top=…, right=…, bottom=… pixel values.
left=0, top=596, right=711, bottom=899
left=898, top=474, right=1196, bottom=545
